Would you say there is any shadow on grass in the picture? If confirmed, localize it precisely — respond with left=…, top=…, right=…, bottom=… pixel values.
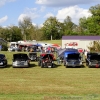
left=66, top=65, right=86, bottom=68
left=6, top=64, right=12, bottom=68
left=29, top=63, right=37, bottom=68
left=0, top=64, right=12, bottom=69
left=53, top=63, right=62, bottom=68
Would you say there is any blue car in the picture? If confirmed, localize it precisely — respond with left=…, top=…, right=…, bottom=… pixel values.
left=63, top=52, right=83, bottom=68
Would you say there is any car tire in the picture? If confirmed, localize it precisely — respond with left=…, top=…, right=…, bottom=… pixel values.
left=38, top=61, right=40, bottom=66
left=52, top=64, right=54, bottom=68
left=88, top=65, right=91, bottom=68
left=41, top=63, right=44, bottom=68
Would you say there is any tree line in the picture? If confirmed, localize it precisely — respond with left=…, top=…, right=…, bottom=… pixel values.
left=0, top=4, right=100, bottom=42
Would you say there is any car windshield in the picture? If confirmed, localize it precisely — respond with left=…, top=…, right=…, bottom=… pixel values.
left=67, top=53, right=80, bottom=60
left=0, top=55, right=5, bottom=59
left=14, top=54, right=28, bottom=60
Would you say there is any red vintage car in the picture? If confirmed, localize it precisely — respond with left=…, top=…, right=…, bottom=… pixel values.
left=38, top=53, right=55, bottom=68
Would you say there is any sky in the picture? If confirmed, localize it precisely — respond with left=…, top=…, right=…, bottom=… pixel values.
left=0, top=0, right=100, bottom=27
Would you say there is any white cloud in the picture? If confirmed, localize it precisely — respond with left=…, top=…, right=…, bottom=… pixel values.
left=0, top=16, right=8, bottom=24
left=0, top=0, right=16, bottom=7
left=36, top=0, right=100, bottom=7
left=18, top=7, right=39, bottom=22
left=44, top=13, right=54, bottom=18
left=40, top=6, right=46, bottom=12
left=56, top=6, right=92, bottom=25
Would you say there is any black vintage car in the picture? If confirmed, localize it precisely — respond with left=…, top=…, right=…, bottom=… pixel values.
left=86, top=52, right=100, bottom=68
left=38, top=53, right=55, bottom=68
left=64, top=53, right=82, bottom=68
left=0, top=54, right=7, bottom=67
left=28, top=52, right=38, bottom=61
left=12, top=53, right=30, bottom=68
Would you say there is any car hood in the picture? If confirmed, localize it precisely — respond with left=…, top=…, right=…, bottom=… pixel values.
left=13, top=54, right=28, bottom=60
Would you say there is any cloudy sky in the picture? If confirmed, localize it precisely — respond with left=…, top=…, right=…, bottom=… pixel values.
left=0, top=0, right=99, bottom=27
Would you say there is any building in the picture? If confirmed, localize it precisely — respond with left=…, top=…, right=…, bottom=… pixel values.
left=62, top=36, right=100, bottom=51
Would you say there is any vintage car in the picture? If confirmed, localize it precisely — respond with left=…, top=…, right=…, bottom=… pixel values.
left=86, top=52, right=100, bottom=68
left=38, top=53, right=55, bottom=68
left=63, top=53, right=82, bottom=68
left=28, top=52, right=38, bottom=61
left=0, top=54, right=7, bottom=67
left=12, top=53, right=30, bottom=68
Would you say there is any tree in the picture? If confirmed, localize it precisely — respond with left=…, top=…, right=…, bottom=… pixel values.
left=88, top=41, right=100, bottom=52
left=29, top=25, right=44, bottom=41
left=42, top=16, right=62, bottom=40
left=18, top=16, right=32, bottom=40
left=79, top=4, right=100, bottom=35
left=8, top=26, right=23, bottom=42
left=63, top=16, right=76, bottom=35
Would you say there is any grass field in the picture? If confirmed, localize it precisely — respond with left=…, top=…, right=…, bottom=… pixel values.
left=41, top=40, right=62, bottom=46
left=0, top=40, right=100, bottom=100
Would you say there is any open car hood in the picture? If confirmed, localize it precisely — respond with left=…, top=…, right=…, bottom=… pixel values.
left=67, top=53, right=80, bottom=60
left=13, top=53, right=28, bottom=60
left=90, top=55, right=100, bottom=61
left=40, top=53, right=54, bottom=60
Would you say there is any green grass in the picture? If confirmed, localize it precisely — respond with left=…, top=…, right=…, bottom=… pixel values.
left=41, top=40, right=62, bottom=45
left=0, top=47, right=100, bottom=99
left=0, top=61, right=100, bottom=100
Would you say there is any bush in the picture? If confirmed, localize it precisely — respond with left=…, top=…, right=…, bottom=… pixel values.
left=1, top=44, right=8, bottom=51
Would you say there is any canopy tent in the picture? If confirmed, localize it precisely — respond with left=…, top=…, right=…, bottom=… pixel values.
left=50, top=44, right=61, bottom=49
left=33, top=43, right=42, bottom=47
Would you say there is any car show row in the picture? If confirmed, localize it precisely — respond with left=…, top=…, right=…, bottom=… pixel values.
left=0, top=48, right=100, bottom=68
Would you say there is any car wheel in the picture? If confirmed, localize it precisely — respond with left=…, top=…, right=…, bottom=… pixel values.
left=12, top=66, right=15, bottom=68
left=36, top=57, right=38, bottom=61
left=64, top=63, right=66, bottom=66
left=66, top=65, right=68, bottom=68
left=38, top=61, right=40, bottom=66
left=28, top=63, right=30, bottom=67
left=88, top=65, right=91, bottom=68
left=41, top=63, right=44, bottom=68
left=52, top=64, right=54, bottom=68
